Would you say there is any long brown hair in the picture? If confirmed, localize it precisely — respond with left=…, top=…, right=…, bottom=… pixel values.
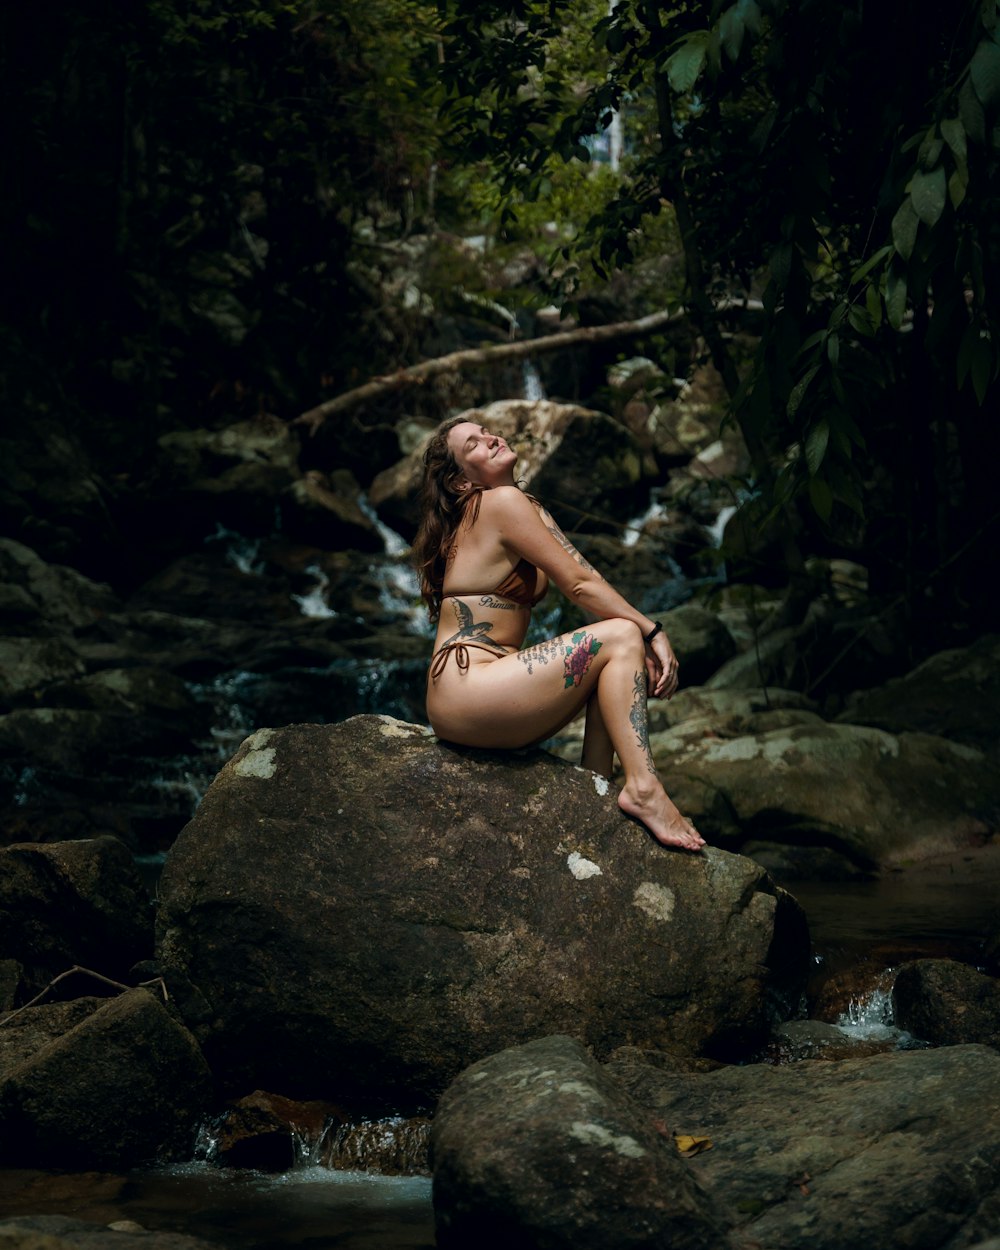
left=411, top=415, right=485, bottom=622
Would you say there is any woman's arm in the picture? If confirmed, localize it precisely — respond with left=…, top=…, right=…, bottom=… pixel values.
left=485, top=487, right=680, bottom=697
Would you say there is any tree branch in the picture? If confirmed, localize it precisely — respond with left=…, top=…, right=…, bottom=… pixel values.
left=291, top=309, right=685, bottom=435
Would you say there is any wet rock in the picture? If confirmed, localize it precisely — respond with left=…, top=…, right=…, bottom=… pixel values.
left=128, top=552, right=303, bottom=624
left=323, top=1115, right=432, bottom=1176
left=653, top=685, right=820, bottom=733
left=0, top=1214, right=218, bottom=1249
left=369, top=399, right=651, bottom=538
left=0, top=988, right=212, bottom=1169
left=654, top=604, right=737, bottom=687
left=0, top=707, right=166, bottom=777
left=840, top=634, right=1000, bottom=752
left=893, top=959, right=1000, bottom=1049
left=762, top=1018, right=899, bottom=1063
left=0, top=540, right=120, bottom=634
left=704, top=604, right=905, bottom=702
left=741, top=840, right=869, bottom=882
left=0, top=420, right=117, bottom=573
left=210, top=1089, right=343, bottom=1171
left=0, top=640, right=86, bottom=711
left=0, top=836, right=151, bottom=999
left=659, top=721, right=1000, bottom=869
left=279, top=470, right=381, bottom=553
left=606, top=1042, right=1000, bottom=1249
left=430, top=1034, right=729, bottom=1250
left=156, top=715, right=808, bottom=1109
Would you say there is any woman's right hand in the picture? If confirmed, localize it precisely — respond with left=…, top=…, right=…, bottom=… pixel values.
left=646, top=631, right=680, bottom=699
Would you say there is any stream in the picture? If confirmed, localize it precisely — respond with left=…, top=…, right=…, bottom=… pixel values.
left=2, top=856, right=996, bottom=1246
left=4, top=504, right=997, bottom=1247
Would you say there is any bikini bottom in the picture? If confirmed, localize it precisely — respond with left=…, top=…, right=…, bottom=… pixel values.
left=429, top=641, right=508, bottom=680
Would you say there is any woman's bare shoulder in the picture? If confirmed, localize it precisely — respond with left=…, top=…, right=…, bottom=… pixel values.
left=481, top=485, right=542, bottom=517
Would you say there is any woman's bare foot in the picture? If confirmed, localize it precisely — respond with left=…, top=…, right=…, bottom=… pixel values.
left=618, top=784, right=706, bottom=852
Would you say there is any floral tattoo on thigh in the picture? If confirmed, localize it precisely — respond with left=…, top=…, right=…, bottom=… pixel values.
left=563, top=629, right=603, bottom=688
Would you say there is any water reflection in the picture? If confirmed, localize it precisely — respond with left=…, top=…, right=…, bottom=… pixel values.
left=0, top=1165, right=434, bottom=1250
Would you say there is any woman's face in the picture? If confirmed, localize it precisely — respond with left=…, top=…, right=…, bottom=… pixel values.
left=447, top=421, right=517, bottom=489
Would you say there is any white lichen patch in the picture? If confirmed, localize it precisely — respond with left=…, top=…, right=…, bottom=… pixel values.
left=569, top=1121, right=647, bottom=1159
left=233, top=729, right=277, bottom=779
left=701, top=736, right=763, bottom=764
left=633, top=881, right=675, bottom=922
left=567, top=852, right=603, bottom=880
left=377, top=716, right=422, bottom=738
left=592, top=774, right=610, bottom=797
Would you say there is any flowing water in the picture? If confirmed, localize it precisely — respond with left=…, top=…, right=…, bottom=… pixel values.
left=7, top=487, right=996, bottom=1243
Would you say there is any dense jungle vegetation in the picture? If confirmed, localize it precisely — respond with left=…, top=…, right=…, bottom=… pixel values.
left=2, top=0, right=999, bottom=650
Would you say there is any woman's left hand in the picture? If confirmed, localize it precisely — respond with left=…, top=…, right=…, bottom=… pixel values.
left=645, top=631, right=680, bottom=699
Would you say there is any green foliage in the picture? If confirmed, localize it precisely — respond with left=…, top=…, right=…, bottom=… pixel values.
left=439, top=0, right=1000, bottom=620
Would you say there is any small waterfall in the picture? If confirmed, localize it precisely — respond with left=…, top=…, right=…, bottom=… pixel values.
left=204, top=523, right=266, bottom=575
left=621, top=499, right=667, bottom=548
left=833, top=972, right=927, bottom=1049
left=708, top=503, right=737, bottom=547
left=192, top=1113, right=430, bottom=1177
left=291, top=564, right=339, bottom=619
left=322, top=1116, right=431, bottom=1177
left=522, top=359, right=546, bottom=401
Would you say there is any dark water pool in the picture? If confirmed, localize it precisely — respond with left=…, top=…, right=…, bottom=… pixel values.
left=0, top=1164, right=434, bottom=1249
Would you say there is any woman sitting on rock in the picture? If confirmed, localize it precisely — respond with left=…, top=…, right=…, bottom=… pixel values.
left=412, top=415, right=705, bottom=852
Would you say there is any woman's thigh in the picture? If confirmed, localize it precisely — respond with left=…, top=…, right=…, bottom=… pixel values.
left=427, top=620, right=632, bottom=748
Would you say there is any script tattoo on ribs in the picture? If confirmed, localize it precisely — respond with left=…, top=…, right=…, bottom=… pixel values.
left=563, top=629, right=603, bottom=688
left=478, top=595, right=521, bottom=611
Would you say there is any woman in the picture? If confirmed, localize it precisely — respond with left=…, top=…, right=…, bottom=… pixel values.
left=412, top=414, right=705, bottom=852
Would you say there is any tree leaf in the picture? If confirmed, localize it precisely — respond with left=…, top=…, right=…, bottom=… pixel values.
left=865, top=283, right=883, bottom=328
left=787, top=364, right=819, bottom=416
left=949, top=169, right=968, bottom=210
left=809, top=475, right=834, bottom=522
left=719, top=5, right=746, bottom=61
left=940, top=116, right=967, bottom=163
left=910, top=166, right=947, bottom=226
left=886, top=264, right=908, bottom=330
left=848, top=304, right=875, bottom=337
left=805, top=420, right=830, bottom=476
left=891, top=196, right=919, bottom=260
left=826, top=331, right=840, bottom=367
left=665, top=33, right=709, bottom=93
left=970, top=37, right=1000, bottom=107
left=960, top=76, right=987, bottom=144
left=850, top=244, right=892, bottom=286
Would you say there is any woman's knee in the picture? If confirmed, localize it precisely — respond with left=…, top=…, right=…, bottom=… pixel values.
left=595, top=616, right=645, bottom=657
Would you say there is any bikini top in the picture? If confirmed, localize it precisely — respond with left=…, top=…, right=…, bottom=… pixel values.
left=444, top=557, right=547, bottom=608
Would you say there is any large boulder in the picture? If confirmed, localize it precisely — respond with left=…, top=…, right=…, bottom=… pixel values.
left=155, top=715, right=808, bottom=1109
left=657, top=720, right=1000, bottom=870
left=431, top=1034, right=729, bottom=1250
left=892, top=960, right=1000, bottom=1049
left=0, top=540, right=120, bottom=635
left=369, top=400, right=650, bottom=538
left=840, top=634, right=1000, bottom=752
left=0, top=837, right=151, bottom=1000
left=607, top=1042, right=1000, bottom=1250
left=0, top=988, right=212, bottom=1169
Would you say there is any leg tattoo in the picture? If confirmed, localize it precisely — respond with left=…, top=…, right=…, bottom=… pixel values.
left=563, top=629, right=603, bottom=689
left=629, top=670, right=657, bottom=774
